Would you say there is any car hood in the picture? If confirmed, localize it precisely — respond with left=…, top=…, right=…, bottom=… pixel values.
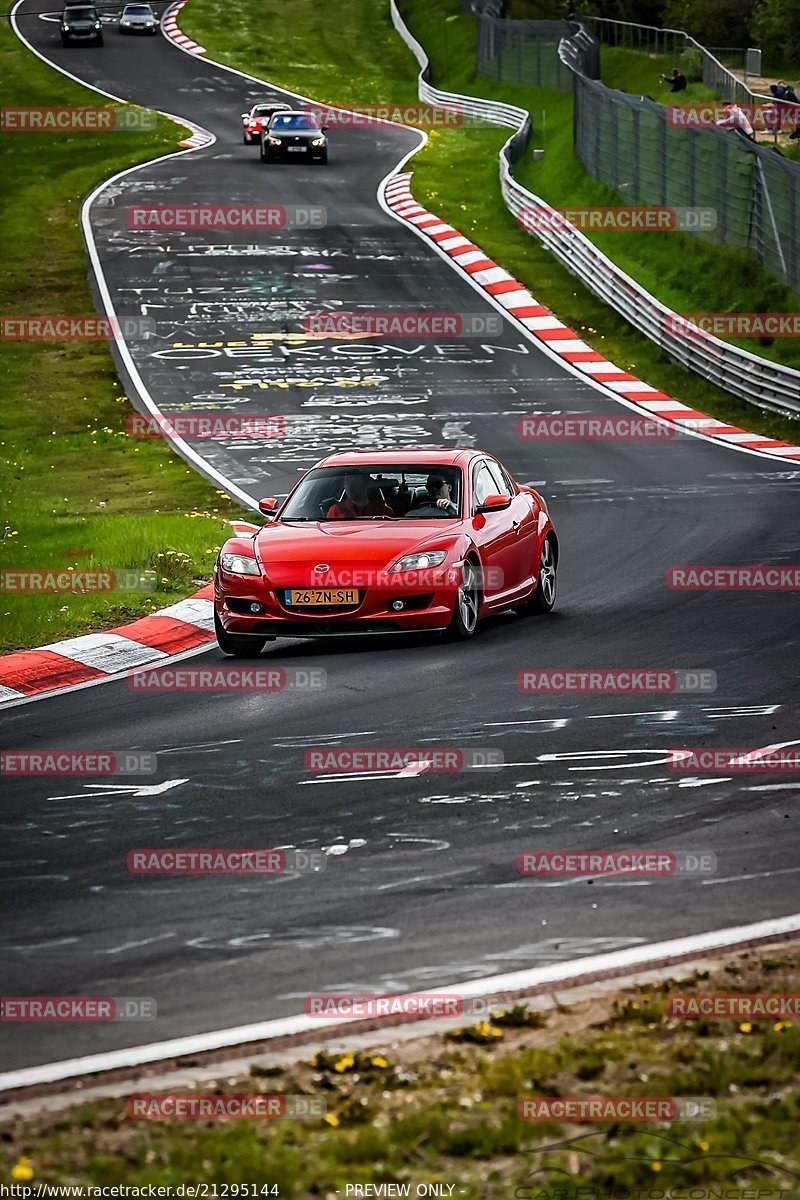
left=254, top=519, right=461, bottom=583
left=125, top=14, right=153, bottom=22
left=269, top=129, right=323, bottom=140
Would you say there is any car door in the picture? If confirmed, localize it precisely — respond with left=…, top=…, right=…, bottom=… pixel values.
left=470, top=460, right=519, bottom=601
left=486, top=459, right=539, bottom=593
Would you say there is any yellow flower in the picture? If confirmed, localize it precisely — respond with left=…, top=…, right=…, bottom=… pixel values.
left=323, top=1112, right=340, bottom=1126
left=333, top=1053, right=355, bottom=1073
left=697, top=1140, right=710, bottom=1152
left=650, top=1162, right=662, bottom=1174
left=370, top=1055, right=389, bottom=1068
left=739, top=1022, right=753, bottom=1033
left=12, top=1159, right=34, bottom=1182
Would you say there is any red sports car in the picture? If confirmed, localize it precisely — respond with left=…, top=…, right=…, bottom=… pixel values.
left=241, top=102, right=291, bottom=145
left=213, top=449, right=558, bottom=655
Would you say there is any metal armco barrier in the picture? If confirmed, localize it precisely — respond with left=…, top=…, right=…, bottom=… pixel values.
left=389, top=0, right=800, bottom=414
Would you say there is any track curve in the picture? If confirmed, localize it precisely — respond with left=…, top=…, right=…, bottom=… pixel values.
left=2, top=0, right=799, bottom=1072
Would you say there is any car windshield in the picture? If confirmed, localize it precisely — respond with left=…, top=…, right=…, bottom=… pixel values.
left=124, top=5, right=153, bottom=12
left=252, top=106, right=278, bottom=116
left=67, top=7, right=97, bottom=15
left=269, top=114, right=319, bottom=131
left=280, top=466, right=463, bottom=521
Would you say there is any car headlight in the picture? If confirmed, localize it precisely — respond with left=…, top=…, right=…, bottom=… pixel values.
left=311, top=137, right=325, bottom=146
left=389, top=550, right=448, bottom=573
left=95, top=21, right=101, bottom=27
left=220, top=553, right=260, bottom=576
left=268, top=137, right=282, bottom=145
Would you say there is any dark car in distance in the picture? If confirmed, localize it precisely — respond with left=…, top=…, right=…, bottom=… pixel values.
left=61, top=4, right=103, bottom=44
left=261, top=111, right=328, bottom=164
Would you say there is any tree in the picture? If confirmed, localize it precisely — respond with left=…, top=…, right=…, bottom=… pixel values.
left=750, top=0, right=800, bottom=71
left=662, top=0, right=754, bottom=46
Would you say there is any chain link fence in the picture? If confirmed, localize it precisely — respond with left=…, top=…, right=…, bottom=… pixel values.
left=579, top=16, right=758, bottom=104
left=476, top=15, right=588, bottom=90
left=389, top=0, right=800, bottom=411
left=468, top=9, right=799, bottom=294
left=565, top=33, right=800, bottom=294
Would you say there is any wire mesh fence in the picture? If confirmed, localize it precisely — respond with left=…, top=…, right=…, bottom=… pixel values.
left=476, top=16, right=588, bottom=90
left=570, top=51, right=800, bottom=293
left=470, top=8, right=799, bottom=294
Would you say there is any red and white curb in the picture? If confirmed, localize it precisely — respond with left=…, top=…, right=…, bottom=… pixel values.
left=0, top=586, right=214, bottom=708
left=384, top=173, right=800, bottom=463
left=175, top=117, right=213, bottom=149
left=162, top=0, right=205, bottom=55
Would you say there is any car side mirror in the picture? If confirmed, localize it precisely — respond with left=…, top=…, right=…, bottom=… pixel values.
left=241, top=113, right=249, bottom=119
left=476, top=493, right=511, bottom=513
left=322, top=125, right=329, bottom=132
left=258, top=496, right=280, bottom=515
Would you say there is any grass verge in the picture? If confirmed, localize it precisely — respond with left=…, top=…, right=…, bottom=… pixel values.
left=0, top=23, right=243, bottom=655
left=183, top=0, right=800, bottom=446
left=3, top=946, right=798, bottom=1193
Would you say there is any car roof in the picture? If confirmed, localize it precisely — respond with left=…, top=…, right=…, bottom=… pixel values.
left=313, top=448, right=483, bottom=470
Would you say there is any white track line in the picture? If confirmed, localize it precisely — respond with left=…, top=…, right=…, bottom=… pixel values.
left=2, top=911, right=798, bottom=1092
left=9, top=0, right=257, bottom=511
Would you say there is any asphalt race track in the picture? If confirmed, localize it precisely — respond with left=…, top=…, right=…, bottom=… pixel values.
left=2, top=1, right=799, bottom=1072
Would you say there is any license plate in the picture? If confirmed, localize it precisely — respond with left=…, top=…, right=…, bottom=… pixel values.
left=286, top=589, right=358, bottom=606
left=288, top=146, right=306, bottom=152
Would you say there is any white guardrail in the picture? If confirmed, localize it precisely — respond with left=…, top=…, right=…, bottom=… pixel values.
left=389, top=0, right=800, bottom=415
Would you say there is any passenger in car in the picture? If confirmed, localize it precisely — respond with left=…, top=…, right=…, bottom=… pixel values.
left=326, top=473, right=394, bottom=519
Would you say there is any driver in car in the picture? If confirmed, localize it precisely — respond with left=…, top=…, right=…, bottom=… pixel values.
left=326, top=473, right=394, bottom=519
left=421, top=475, right=458, bottom=515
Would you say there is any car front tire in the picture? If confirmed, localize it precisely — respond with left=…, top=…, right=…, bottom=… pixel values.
left=214, top=610, right=266, bottom=657
left=526, top=535, right=557, bottom=613
left=446, top=558, right=481, bottom=640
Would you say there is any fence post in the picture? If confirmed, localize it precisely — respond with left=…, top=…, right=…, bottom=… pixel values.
left=788, top=175, right=798, bottom=293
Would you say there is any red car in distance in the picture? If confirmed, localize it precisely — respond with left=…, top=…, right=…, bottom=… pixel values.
left=213, top=448, right=558, bottom=655
left=241, top=101, right=291, bottom=145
